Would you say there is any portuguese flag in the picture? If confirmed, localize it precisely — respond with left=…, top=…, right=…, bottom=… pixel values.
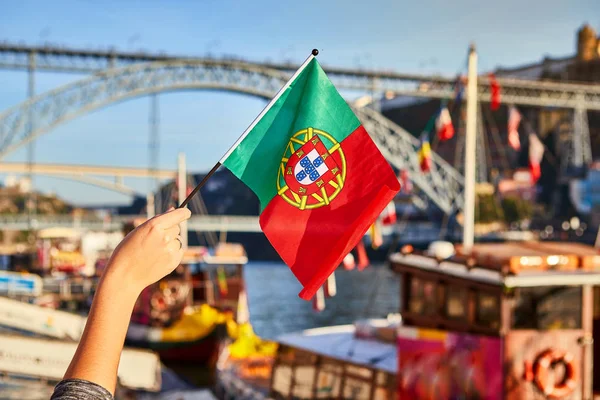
left=220, top=55, right=400, bottom=300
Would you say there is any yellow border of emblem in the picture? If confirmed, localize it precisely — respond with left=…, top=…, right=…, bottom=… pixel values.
left=277, top=128, right=346, bottom=210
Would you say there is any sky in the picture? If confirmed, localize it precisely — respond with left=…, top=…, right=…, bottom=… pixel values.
left=0, top=0, right=598, bottom=206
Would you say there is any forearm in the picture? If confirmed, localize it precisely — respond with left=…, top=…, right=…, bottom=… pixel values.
left=54, top=208, right=189, bottom=398
left=63, top=266, right=141, bottom=395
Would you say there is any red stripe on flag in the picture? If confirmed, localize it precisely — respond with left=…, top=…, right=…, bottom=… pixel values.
left=507, top=106, right=521, bottom=151
left=382, top=201, right=397, bottom=225
left=489, top=73, right=501, bottom=111
left=436, top=107, right=454, bottom=141
left=356, top=239, right=370, bottom=271
left=259, top=126, right=399, bottom=300
left=528, top=133, right=545, bottom=184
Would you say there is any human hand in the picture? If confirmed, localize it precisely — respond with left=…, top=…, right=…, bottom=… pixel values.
left=103, top=207, right=192, bottom=295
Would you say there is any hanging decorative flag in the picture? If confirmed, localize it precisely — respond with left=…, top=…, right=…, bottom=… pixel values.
left=489, top=73, right=501, bottom=111
left=356, top=240, right=370, bottom=271
left=529, top=133, right=545, bottom=184
left=312, top=287, right=326, bottom=312
left=342, top=252, right=356, bottom=270
left=399, top=170, right=412, bottom=193
left=381, top=201, right=397, bottom=225
left=324, top=273, right=337, bottom=297
left=217, top=266, right=228, bottom=296
left=454, top=76, right=466, bottom=104
left=219, top=54, right=400, bottom=300
left=435, top=107, right=455, bottom=141
left=418, top=133, right=432, bottom=173
left=507, top=106, right=522, bottom=151
left=369, top=221, right=383, bottom=249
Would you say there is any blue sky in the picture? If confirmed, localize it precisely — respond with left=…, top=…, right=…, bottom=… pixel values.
left=0, top=0, right=598, bottom=205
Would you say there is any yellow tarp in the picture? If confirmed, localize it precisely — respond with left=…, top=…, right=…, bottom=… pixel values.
left=228, top=322, right=278, bottom=359
left=158, top=304, right=277, bottom=360
left=160, top=304, right=230, bottom=342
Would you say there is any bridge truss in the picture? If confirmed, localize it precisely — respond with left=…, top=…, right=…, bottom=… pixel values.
left=0, top=60, right=465, bottom=214
left=0, top=162, right=176, bottom=196
left=0, top=43, right=599, bottom=215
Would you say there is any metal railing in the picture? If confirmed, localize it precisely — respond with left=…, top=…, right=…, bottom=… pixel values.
left=0, top=214, right=261, bottom=232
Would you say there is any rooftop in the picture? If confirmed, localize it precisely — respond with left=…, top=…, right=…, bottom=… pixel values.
left=390, top=242, right=600, bottom=288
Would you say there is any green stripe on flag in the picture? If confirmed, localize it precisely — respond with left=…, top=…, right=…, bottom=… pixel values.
left=222, top=58, right=360, bottom=210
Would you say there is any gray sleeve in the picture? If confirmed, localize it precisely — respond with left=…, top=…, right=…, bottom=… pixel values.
left=50, top=379, right=113, bottom=400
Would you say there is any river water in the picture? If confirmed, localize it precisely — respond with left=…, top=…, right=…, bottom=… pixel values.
left=243, top=261, right=401, bottom=339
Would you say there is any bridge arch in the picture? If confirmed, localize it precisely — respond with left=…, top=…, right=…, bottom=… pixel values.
left=0, top=60, right=290, bottom=158
left=0, top=60, right=464, bottom=214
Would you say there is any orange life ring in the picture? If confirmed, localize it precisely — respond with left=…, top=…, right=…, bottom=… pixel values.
left=532, top=349, right=577, bottom=399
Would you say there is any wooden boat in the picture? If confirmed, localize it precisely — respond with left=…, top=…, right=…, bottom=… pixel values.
left=389, top=241, right=600, bottom=400
left=232, top=241, right=600, bottom=400
left=125, top=242, right=249, bottom=386
left=215, top=319, right=399, bottom=399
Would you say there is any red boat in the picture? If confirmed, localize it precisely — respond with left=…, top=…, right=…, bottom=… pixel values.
left=125, top=242, right=249, bottom=386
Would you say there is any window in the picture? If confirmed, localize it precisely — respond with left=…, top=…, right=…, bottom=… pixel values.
left=512, top=286, right=582, bottom=330
left=446, top=286, right=467, bottom=319
left=477, top=292, right=500, bottom=329
left=408, top=277, right=437, bottom=316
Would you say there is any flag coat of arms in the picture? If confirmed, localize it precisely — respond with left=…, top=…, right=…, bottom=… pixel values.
left=219, top=55, right=400, bottom=299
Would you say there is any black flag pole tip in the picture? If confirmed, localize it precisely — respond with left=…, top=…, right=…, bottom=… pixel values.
left=178, top=161, right=222, bottom=209
left=180, top=49, right=318, bottom=210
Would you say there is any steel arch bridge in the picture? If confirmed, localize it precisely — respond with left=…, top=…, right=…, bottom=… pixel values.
left=0, top=60, right=464, bottom=214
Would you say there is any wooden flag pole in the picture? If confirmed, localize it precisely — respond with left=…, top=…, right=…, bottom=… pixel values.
left=178, top=49, right=320, bottom=209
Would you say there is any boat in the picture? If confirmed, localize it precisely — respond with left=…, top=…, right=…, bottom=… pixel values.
left=0, top=239, right=98, bottom=311
left=216, top=318, right=400, bottom=399
left=219, top=240, right=600, bottom=400
left=390, top=241, right=600, bottom=399
left=123, top=233, right=250, bottom=386
left=36, top=227, right=87, bottom=275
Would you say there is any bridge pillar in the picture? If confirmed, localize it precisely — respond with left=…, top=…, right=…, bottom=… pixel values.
left=560, top=97, right=592, bottom=178
left=178, top=153, right=188, bottom=249
left=146, top=193, right=155, bottom=218
left=573, top=102, right=592, bottom=167
left=149, top=94, right=160, bottom=215
left=26, top=51, right=36, bottom=236
left=476, top=105, right=489, bottom=183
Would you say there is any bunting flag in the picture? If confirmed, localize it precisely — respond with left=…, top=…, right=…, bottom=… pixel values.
left=436, top=107, right=455, bottom=141
left=356, top=240, right=370, bottom=271
left=381, top=201, right=397, bottom=225
left=454, top=76, right=466, bottom=104
left=221, top=55, right=400, bottom=300
left=418, top=133, right=432, bottom=173
left=529, top=133, right=545, bottom=184
left=324, top=273, right=337, bottom=297
left=399, top=170, right=412, bottom=193
left=507, top=106, right=522, bottom=151
left=342, top=252, right=356, bottom=270
left=312, top=287, right=326, bottom=312
left=369, top=221, right=383, bottom=249
left=217, top=266, right=228, bottom=296
left=489, top=73, right=501, bottom=111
